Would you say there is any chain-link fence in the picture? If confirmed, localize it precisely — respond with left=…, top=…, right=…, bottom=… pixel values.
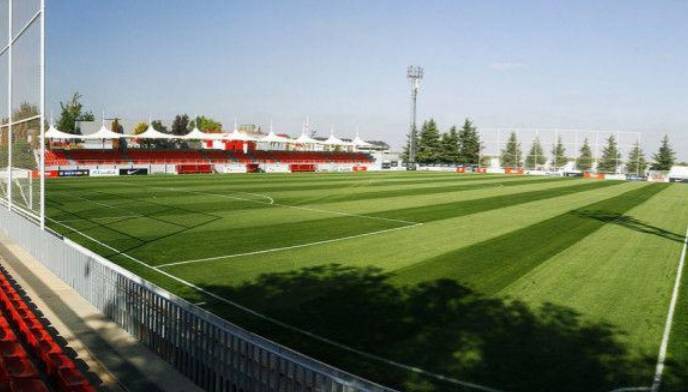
left=480, top=128, right=642, bottom=174
left=0, top=0, right=45, bottom=225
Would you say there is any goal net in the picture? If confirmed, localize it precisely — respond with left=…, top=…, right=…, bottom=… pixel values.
left=0, top=0, right=46, bottom=224
left=0, top=167, right=35, bottom=214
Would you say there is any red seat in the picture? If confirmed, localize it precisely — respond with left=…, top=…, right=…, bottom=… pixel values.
left=0, top=341, right=26, bottom=359
left=1, top=357, right=39, bottom=379
left=9, top=378, right=51, bottom=392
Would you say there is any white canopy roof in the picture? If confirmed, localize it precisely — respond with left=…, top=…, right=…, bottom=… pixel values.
left=324, top=132, right=348, bottom=146
left=137, top=123, right=177, bottom=139
left=223, top=129, right=256, bottom=141
left=82, top=124, right=126, bottom=140
left=182, top=127, right=213, bottom=140
left=352, top=135, right=373, bottom=147
left=261, top=131, right=291, bottom=143
left=45, top=125, right=83, bottom=139
left=294, top=132, right=320, bottom=144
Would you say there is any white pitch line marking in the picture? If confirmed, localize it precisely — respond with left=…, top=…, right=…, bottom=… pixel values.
left=156, top=223, right=423, bottom=268
left=47, top=217, right=501, bottom=392
left=650, top=223, right=688, bottom=392
left=55, top=215, right=144, bottom=223
left=159, top=186, right=418, bottom=225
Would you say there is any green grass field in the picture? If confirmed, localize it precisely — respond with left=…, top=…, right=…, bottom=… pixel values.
left=44, top=172, right=688, bottom=392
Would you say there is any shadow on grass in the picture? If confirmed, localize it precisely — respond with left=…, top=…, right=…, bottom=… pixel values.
left=573, top=210, right=686, bottom=244
left=200, top=264, right=656, bottom=392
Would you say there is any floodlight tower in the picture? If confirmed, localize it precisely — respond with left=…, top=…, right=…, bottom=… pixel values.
left=407, top=65, right=423, bottom=170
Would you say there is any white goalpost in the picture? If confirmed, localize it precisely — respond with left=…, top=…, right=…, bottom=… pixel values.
left=0, top=167, right=34, bottom=214
left=0, top=0, right=46, bottom=228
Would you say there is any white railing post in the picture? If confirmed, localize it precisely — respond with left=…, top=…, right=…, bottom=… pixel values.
left=39, top=0, right=46, bottom=229
left=6, top=0, right=12, bottom=211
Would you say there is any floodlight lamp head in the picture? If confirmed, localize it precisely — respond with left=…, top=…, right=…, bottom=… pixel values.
left=407, top=65, right=423, bottom=81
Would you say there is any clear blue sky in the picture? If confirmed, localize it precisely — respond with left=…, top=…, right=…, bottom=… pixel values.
left=47, top=0, right=687, bottom=158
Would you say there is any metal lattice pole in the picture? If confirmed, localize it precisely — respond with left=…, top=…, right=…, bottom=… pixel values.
left=407, top=65, right=422, bottom=170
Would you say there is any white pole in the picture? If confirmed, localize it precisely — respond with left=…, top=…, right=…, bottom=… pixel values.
left=594, top=130, right=599, bottom=172
left=6, top=0, right=12, bottom=211
left=636, top=133, right=641, bottom=177
left=614, top=131, right=621, bottom=174
left=39, top=0, right=45, bottom=229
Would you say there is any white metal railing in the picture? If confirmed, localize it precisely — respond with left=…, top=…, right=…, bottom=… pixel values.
left=0, top=207, right=394, bottom=392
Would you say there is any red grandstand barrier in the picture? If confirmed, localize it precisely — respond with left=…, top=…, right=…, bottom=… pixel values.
left=504, top=167, right=524, bottom=175
left=584, top=172, right=605, bottom=180
left=176, top=164, right=213, bottom=174
left=289, top=164, right=316, bottom=173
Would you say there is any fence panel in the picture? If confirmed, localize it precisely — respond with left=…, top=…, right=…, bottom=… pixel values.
left=0, top=207, right=393, bottom=392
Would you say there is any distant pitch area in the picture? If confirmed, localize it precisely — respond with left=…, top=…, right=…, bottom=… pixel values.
left=45, top=172, right=688, bottom=392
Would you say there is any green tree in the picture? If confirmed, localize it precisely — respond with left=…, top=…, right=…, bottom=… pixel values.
left=133, top=122, right=148, bottom=135
left=171, top=114, right=191, bottom=136
left=416, top=119, right=442, bottom=164
left=439, top=126, right=459, bottom=163
left=525, top=137, right=546, bottom=169
left=597, top=135, right=622, bottom=173
left=576, top=138, right=594, bottom=171
left=151, top=120, right=168, bottom=133
left=625, top=141, right=647, bottom=175
left=651, top=135, right=676, bottom=171
left=56, top=92, right=94, bottom=134
left=401, top=131, right=419, bottom=163
left=190, top=115, right=222, bottom=133
left=500, top=131, right=522, bottom=167
left=110, top=119, right=124, bottom=134
left=458, top=119, right=481, bottom=164
left=551, top=137, right=568, bottom=168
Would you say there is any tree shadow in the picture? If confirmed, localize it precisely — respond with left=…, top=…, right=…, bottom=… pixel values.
left=200, top=264, right=658, bottom=392
left=574, top=210, right=685, bottom=243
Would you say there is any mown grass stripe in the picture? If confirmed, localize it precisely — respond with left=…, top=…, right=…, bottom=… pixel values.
left=391, top=183, right=669, bottom=294
left=128, top=181, right=623, bottom=265
left=47, top=173, right=516, bottom=197
left=371, top=180, right=624, bottom=223
left=278, top=177, right=571, bottom=205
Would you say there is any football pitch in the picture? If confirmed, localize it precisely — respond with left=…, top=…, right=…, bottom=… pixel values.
left=44, top=172, right=688, bottom=392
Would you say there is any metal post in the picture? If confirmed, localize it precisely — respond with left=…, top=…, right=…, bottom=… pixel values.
left=594, top=130, right=599, bottom=173
left=39, top=0, right=45, bottom=229
left=406, top=66, right=423, bottom=171
left=614, top=131, right=621, bottom=174
left=409, top=86, right=417, bottom=168
left=637, top=133, right=642, bottom=176
left=6, top=0, right=12, bottom=211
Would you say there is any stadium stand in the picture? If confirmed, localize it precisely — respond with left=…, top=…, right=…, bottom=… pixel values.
left=0, top=266, right=95, bottom=392
left=45, top=149, right=373, bottom=166
left=44, top=151, right=69, bottom=166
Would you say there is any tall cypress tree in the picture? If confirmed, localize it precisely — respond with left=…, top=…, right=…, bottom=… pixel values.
left=626, top=141, right=647, bottom=175
left=440, top=126, right=460, bottom=163
left=525, top=137, right=546, bottom=169
left=598, top=135, right=621, bottom=173
left=576, top=138, right=594, bottom=171
left=651, top=135, right=676, bottom=170
left=500, top=131, right=522, bottom=167
left=551, top=137, right=568, bottom=168
left=416, top=119, right=442, bottom=164
left=458, top=119, right=481, bottom=164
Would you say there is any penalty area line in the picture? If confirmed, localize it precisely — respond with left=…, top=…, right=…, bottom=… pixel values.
left=156, top=222, right=423, bottom=268
left=46, top=217, right=502, bottom=392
